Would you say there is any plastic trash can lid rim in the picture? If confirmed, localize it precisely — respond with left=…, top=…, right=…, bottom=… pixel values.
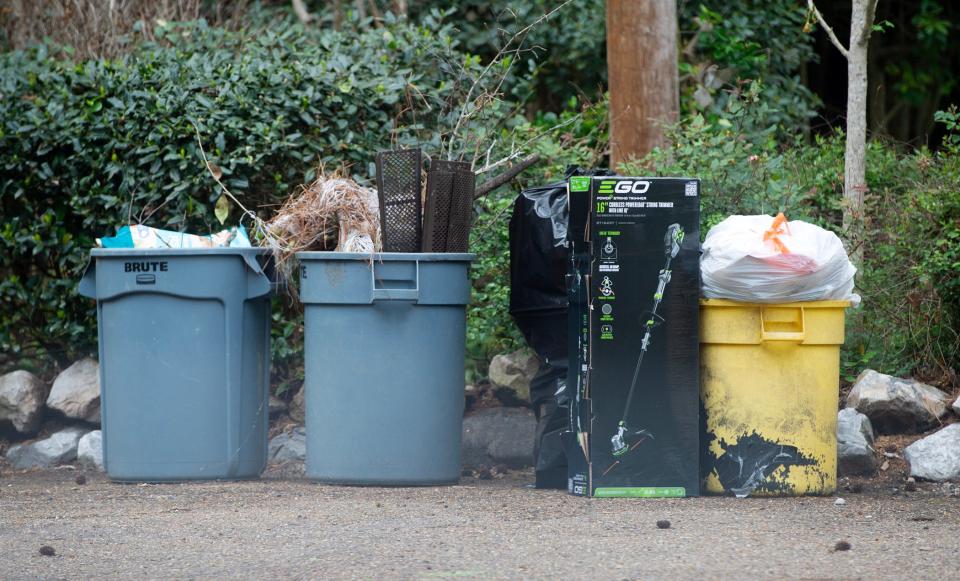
left=296, top=251, right=475, bottom=262
left=90, top=247, right=269, bottom=257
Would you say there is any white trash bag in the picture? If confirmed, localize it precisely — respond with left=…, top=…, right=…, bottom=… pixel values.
left=701, top=213, right=860, bottom=305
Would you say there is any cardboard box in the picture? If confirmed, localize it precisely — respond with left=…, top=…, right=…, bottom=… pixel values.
left=564, top=176, right=700, bottom=497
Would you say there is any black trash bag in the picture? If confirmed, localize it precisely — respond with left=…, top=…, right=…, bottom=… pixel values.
left=532, top=360, right=569, bottom=489
left=510, top=168, right=613, bottom=488
left=508, top=181, right=569, bottom=320
left=534, top=403, right=568, bottom=488
left=509, top=166, right=615, bottom=327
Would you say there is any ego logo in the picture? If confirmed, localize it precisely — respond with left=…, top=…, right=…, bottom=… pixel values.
left=598, top=179, right=651, bottom=194
left=124, top=261, right=168, bottom=273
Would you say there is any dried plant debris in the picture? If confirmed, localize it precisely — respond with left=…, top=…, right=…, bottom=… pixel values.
left=263, top=170, right=381, bottom=272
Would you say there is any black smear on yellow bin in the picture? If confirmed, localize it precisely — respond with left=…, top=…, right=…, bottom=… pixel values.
left=707, top=431, right=816, bottom=497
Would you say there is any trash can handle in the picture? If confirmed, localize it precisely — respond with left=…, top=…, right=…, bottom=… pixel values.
left=760, top=306, right=806, bottom=342
left=371, top=260, right=420, bottom=302
left=242, top=253, right=273, bottom=299
left=78, top=260, right=97, bottom=299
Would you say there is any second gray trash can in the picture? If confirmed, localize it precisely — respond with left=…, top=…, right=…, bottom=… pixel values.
left=79, top=248, right=273, bottom=482
left=298, top=252, right=474, bottom=485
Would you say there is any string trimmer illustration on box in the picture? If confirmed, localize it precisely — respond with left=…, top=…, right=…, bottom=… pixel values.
left=610, top=223, right=685, bottom=458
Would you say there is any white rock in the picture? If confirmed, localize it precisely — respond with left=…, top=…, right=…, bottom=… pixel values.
left=904, top=423, right=960, bottom=482
left=6, top=426, right=90, bottom=469
left=0, top=370, right=48, bottom=434
left=836, top=408, right=877, bottom=475
left=846, top=369, right=949, bottom=434
left=953, top=397, right=960, bottom=417
left=268, top=427, right=306, bottom=463
left=47, top=358, right=100, bottom=424
left=834, top=498, right=846, bottom=506
left=488, top=350, right=540, bottom=401
left=77, top=430, right=104, bottom=471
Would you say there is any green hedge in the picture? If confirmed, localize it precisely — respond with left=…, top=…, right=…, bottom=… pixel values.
left=625, top=92, right=960, bottom=383
left=0, top=17, right=476, bottom=373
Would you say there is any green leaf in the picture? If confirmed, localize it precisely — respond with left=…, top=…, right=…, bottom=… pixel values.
left=214, top=194, right=231, bottom=225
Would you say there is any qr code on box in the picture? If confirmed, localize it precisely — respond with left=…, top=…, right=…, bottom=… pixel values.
left=684, top=181, right=698, bottom=197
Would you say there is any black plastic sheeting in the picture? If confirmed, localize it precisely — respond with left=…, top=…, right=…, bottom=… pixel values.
left=532, top=362, right=569, bottom=489
left=509, top=168, right=613, bottom=488
left=508, top=181, right=569, bottom=317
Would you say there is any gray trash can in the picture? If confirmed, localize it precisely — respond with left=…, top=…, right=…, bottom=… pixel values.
left=79, top=248, right=273, bottom=482
left=298, top=252, right=474, bottom=485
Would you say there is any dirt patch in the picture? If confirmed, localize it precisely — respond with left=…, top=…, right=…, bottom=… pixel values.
left=839, top=431, right=960, bottom=498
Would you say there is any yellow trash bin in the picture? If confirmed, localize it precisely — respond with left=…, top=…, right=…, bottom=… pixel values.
left=700, top=299, right=851, bottom=497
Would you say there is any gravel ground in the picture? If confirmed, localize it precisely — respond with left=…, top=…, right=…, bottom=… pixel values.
left=1, top=466, right=958, bottom=580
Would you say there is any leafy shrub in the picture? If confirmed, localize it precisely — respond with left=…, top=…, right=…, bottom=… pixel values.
left=679, top=0, right=820, bottom=140
left=466, top=192, right=521, bottom=382
left=851, top=146, right=960, bottom=384
left=409, top=0, right=607, bottom=111
left=624, top=92, right=959, bottom=386
left=622, top=83, right=841, bottom=233
left=0, top=17, right=476, bottom=375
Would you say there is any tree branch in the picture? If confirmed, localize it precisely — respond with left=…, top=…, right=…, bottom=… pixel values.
left=474, top=154, right=542, bottom=199
left=807, top=0, right=849, bottom=59
left=445, top=0, right=575, bottom=159
left=192, top=123, right=257, bottom=223
left=861, top=0, right=879, bottom=46
left=291, top=0, right=311, bottom=23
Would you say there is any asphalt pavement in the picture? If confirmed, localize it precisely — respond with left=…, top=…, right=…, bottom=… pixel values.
left=1, top=467, right=958, bottom=580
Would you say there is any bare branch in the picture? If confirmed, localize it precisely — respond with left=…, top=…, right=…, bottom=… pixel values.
left=807, top=0, right=849, bottom=59
left=445, top=0, right=575, bottom=159
left=474, top=154, right=542, bottom=199
left=472, top=113, right=581, bottom=177
left=473, top=149, right=524, bottom=176
left=192, top=122, right=258, bottom=223
left=367, top=0, right=384, bottom=22
left=291, top=0, right=312, bottom=23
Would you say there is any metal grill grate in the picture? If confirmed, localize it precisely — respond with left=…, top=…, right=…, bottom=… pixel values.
left=421, top=168, right=454, bottom=252
left=445, top=166, right=475, bottom=253
left=376, top=149, right=422, bottom=252
left=421, top=160, right=475, bottom=252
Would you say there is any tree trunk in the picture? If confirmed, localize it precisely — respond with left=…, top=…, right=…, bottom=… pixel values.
left=606, top=0, right=679, bottom=169
left=843, top=0, right=877, bottom=267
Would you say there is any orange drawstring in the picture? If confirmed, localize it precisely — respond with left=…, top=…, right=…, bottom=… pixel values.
left=763, top=212, right=791, bottom=254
